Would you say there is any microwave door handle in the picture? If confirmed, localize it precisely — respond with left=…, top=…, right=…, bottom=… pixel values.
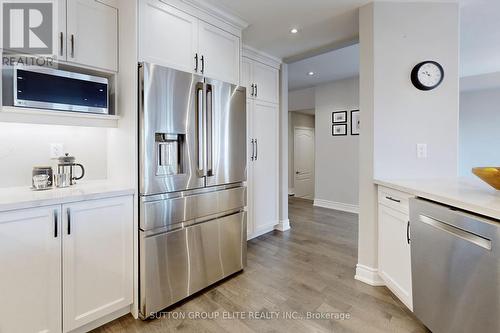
left=206, top=84, right=213, bottom=176
left=196, top=84, right=206, bottom=176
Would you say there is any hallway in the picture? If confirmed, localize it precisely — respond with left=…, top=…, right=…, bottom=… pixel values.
left=94, top=198, right=426, bottom=333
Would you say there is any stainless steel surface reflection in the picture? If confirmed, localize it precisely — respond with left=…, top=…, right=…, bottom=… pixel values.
left=410, top=198, right=500, bottom=333
left=138, top=63, right=247, bottom=319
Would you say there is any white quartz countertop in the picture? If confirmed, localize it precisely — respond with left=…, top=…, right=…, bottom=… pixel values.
left=374, top=178, right=500, bottom=221
left=0, top=181, right=135, bottom=212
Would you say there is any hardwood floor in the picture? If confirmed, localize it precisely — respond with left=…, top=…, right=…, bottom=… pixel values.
left=93, top=198, right=427, bottom=333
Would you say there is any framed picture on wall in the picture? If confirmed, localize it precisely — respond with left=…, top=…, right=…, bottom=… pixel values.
left=332, top=124, right=347, bottom=136
left=332, top=111, right=347, bottom=123
left=351, top=110, right=360, bottom=135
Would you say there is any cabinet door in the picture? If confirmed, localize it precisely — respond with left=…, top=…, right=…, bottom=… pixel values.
left=139, top=0, right=198, bottom=74
left=54, top=0, right=67, bottom=61
left=241, top=58, right=253, bottom=99
left=66, top=0, right=118, bottom=71
left=251, top=100, right=279, bottom=234
left=62, top=196, right=133, bottom=332
left=198, top=20, right=240, bottom=84
left=378, top=204, right=413, bottom=310
left=252, top=61, right=279, bottom=104
left=0, top=206, right=61, bottom=333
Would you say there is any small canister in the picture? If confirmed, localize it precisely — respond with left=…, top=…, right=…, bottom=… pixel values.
left=32, top=166, right=53, bottom=188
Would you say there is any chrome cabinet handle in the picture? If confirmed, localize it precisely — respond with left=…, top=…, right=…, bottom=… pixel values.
left=385, top=196, right=401, bottom=203
left=200, top=55, right=205, bottom=74
left=255, top=139, right=258, bottom=161
left=251, top=84, right=255, bottom=97
left=67, top=208, right=71, bottom=235
left=255, top=84, right=258, bottom=97
left=59, top=32, right=64, bottom=56
left=194, top=53, right=198, bottom=72
left=70, top=34, right=75, bottom=58
left=250, top=139, right=255, bottom=161
left=54, top=209, right=58, bottom=238
left=407, top=220, right=410, bottom=244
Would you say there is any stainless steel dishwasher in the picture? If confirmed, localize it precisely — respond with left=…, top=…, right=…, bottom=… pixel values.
left=409, top=198, right=499, bottom=333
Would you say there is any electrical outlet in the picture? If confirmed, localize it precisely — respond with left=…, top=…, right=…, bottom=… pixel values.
left=416, top=143, right=427, bottom=159
left=50, top=143, right=64, bottom=159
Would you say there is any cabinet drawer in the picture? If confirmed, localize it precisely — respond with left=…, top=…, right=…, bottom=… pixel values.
left=378, top=186, right=413, bottom=214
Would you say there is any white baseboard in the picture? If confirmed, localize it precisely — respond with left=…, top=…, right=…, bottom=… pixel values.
left=275, top=219, right=290, bottom=232
left=313, top=199, right=359, bottom=214
left=354, top=264, right=385, bottom=286
left=247, top=225, right=275, bottom=240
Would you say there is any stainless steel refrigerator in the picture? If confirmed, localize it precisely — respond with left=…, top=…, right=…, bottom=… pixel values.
left=138, top=63, right=247, bottom=319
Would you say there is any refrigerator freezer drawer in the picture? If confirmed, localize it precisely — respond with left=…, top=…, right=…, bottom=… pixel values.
left=139, top=211, right=247, bottom=318
left=140, top=186, right=246, bottom=232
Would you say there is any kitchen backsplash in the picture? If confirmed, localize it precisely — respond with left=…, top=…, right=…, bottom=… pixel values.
left=0, top=122, right=108, bottom=188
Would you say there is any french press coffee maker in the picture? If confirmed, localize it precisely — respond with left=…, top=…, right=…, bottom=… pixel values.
left=57, top=153, right=85, bottom=185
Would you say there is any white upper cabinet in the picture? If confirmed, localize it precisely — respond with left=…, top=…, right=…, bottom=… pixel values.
left=198, top=20, right=240, bottom=84
left=242, top=57, right=279, bottom=104
left=62, top=196, right=133, bottom=332
left=252, top=61, right=279, bottom=104
left=0, top=206, right=62, bottom=333
left=139, top=0, right=198, bottom=73
left=65, top=0, right=118, bottom=71
left=139, top=0, right=241, bottom=83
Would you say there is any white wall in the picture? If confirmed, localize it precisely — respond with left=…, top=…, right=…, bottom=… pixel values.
left=0, top=123, right=108, bottom=188
left=459, top=88, right=500, bottom=176
left=289, top=87, right=315, bottom=111
left=358, top=2, right=459, bottom=278
left=288, top=112, right=315, bottom=193
left=372, top=2, right=459, bottom=180
left=315, top=77, right=359, bottom=207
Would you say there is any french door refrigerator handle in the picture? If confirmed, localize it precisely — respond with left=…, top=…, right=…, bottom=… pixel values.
left=196, top=83, right=206, bottom=176
left=194, top=53, right=199, bottom=72
left=54, top=209, right=58, bottom=238
left=206, top=83, right=214, bottom=175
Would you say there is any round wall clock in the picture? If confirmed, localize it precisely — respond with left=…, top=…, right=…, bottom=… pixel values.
left=411, top=61, right=444, bottom=91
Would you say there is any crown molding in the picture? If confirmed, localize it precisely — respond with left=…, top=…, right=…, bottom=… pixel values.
left=242, top=45, right=282, bottom=69
left=181, top=0, right=249, bottom=30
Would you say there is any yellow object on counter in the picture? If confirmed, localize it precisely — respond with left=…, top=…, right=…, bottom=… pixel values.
left=472, top=167, right=500, bottom=190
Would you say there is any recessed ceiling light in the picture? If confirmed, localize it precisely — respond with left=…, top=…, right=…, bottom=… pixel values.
left=308, top=71, right=315, bottom=76
left=290, top=28, right=299, bottom=34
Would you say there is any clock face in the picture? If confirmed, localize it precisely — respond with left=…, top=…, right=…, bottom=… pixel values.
left=411, top=61, right=444, bottom=91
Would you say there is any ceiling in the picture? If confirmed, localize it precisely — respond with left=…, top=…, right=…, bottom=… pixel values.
left=202, top=0, right=369, bottom=60
left=460, top=0, right=500, bottom=77
left=288, top=44, right=359, bottom=91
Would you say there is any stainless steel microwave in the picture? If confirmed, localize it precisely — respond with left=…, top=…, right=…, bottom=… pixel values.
left=7, top=66, right=109, bottom=114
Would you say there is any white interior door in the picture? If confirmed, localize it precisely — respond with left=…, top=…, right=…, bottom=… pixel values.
left=294, top=127, right=315, bottom=199
left=198, top=20, right=240, bottom=84
left=66, top=0, right=118, bottom=71
left=0, top=206, right=61, bottom=333
left=63, top=196, right=133, bottom=332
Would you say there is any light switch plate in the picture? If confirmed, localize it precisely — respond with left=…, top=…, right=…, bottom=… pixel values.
left=416, top=143, right=427, bottom=159
left=50, top=143, right=64, bottom=159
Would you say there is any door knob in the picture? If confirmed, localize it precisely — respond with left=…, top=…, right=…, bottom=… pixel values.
left=295, top=171, right=300, bottom=174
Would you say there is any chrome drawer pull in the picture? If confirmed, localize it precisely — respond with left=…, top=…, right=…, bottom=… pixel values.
left=385, top=196, right=401, bottom=203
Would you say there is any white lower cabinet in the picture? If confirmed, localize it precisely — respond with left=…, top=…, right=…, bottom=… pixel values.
left=0, top=195, right=133, bottom=333
left=62, top=196, right=133, bottom=332
left=247, top=99, right=279, bottom=239
left=378, top=187, right=413, bottom=310
left=0, top=205, right=62, bottom=333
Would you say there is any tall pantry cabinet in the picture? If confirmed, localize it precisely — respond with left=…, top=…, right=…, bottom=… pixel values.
left=242, top=53, right=281, bottom=239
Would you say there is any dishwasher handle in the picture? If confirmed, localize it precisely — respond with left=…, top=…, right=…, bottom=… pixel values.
left=419, top=214, right=492, bottom=250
